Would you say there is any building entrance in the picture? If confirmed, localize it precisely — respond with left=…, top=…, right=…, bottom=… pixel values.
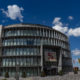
left=45, top=68, right=57, bottom=76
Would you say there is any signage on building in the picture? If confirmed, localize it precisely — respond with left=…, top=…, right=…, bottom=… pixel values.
left=45, top=52, right=57, bottom=62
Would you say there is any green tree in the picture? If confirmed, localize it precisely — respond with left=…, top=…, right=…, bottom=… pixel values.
left=58, top=70, right=63, bottom=76
left=5, top=72, right=9, bottom=78
left=2, top=79, right=7, bottom=80
left=41, top=71, right=46, bottom=77
left=22, top=72, right=26, bottom=78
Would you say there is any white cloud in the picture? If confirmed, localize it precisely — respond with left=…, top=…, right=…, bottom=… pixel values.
left=52, top=17, right=62, bottom=26
left=68, top=16, right=74, bottom=20
left=68, top=27, right=80, bottom=37
left=52, top=25, right=68, bottom=33
left=72, top=49, right=80, bottom=56
left=52, top=17, right=68, bottom=33
left=1, top=4, right=24, bottom=22
left=52, top=17, right=80, bottom=37
left=73, top=58, right=78, bottom=62
left=75, top=58, right=78, bottom=62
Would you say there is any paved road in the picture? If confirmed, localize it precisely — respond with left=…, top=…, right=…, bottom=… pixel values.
left=0, top=73, right=80, bottom=80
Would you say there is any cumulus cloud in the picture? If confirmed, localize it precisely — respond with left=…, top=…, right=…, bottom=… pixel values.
left=52, top=17, right=68, bottom=33
left=72, top=58, right=78, bottom=64
left=52, top=17, right=62, bottom=26
left=72, top=49, right=80, bottom=56
left=75, top=58, right=78, bottom=62
left=1, top=5, right=24, bottom=22
left=68, top=27, right=80, bottom=37
left=68, top=16, right=74, bottom=20
left=52, top=17, right=80, bottom=37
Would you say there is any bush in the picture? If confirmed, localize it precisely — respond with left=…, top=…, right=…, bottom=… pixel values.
left=2, top=79, right=7, bottom=80
left=41, top=71, right=46, bottom=77
left=22, top=72, right=26, bottom=78
left=5, top=72, right=9, bottom=78
left=74, top=70, right=78, bottom=74
left=58, top=70, right=63, bottom=76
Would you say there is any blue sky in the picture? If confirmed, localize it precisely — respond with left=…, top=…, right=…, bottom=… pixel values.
left=0, top=0, right=80, bottom=67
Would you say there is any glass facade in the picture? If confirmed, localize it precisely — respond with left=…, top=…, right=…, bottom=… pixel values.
left=3, top=48, right=40, bottom=56
left=3, top=38, right=69, bottom=49
left=4, top=29, right=68, bottom=42
left=2, top=68, right=41, bottom=77
left=0, top=24, right=72, bottom=77
left=2, top=58, right=41, bottom=67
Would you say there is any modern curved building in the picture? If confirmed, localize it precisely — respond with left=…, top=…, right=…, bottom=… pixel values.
left=0, top=23, right=73, bottom=77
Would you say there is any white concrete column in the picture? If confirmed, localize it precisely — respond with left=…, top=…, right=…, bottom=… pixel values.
left=58, top=48, right=62, bottom=72
left=40, top=39, right=43, bottom=72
